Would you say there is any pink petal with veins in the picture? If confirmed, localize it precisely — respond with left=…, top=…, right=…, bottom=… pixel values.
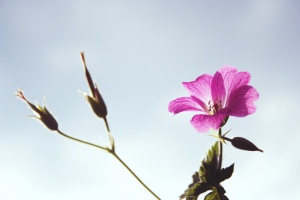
left=191, top=110, right=227, bottom=133
left=182, top=74, right=212, bottom=104
left=168, top=97, right=203, bottom=114
left=227, top=85, right=259, bottom=117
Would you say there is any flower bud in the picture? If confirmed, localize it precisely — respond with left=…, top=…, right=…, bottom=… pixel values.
left=231, top=137, right=263, bottom=152
left=82, top=85, right=107, bottom=118
left=80, top=52, right=107, bottom=119
left=17, top=90, right=59, bottom=131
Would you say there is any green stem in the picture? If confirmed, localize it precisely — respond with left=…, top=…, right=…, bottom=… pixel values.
left=56, top=129, right=108, bottom=151
left=56, top=129, right=161, bottom=200
left=103, top=117, right=115, bottom=152
left=218, top=128, right=223, bottom=171
left=110, top=150, right=161, bottom=200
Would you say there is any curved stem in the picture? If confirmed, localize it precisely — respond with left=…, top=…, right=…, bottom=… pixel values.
left=56, top=129, right=161, bottom=200
left=56, top=129, right=108, bottom=152
left=110, top=151, right=161, bottom=200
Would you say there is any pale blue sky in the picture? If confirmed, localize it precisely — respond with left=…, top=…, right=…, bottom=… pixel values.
left=1, top=1, right=300, bottom=199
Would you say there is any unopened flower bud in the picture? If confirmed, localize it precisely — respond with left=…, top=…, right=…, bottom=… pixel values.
left=80, top=52, right=107, bottom=119
left=231, top=137, right=263, bottom=152
left=82, top=84, right=107, bottom=118
left=17, top=90, right=59, bottom=131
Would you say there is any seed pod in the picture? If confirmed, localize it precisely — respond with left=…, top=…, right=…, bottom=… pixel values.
left=231, top=137, right=263, bottom=152
left=82, top=87, right=107, bottom=119
left=17, top=90, right=59, bottom=131
left=80, top=52, right=107, bottom=119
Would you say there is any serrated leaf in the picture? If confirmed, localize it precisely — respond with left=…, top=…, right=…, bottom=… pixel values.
left=199, top=142, right=220, bottom=185
left=179, top=172, right=198, bottom=199
left=179, top=172, right=211, bottom=200
left=181, top=142, right=233, bottom=200
left=186, top=183, right=211, bottom=196
left=217, top=163, right=234, bottom=183
left=185, top=197, right=197, bottom=200
left=216, top=185, right=226, bottom=197
left=222, top=195, right=229, bottom=200
left=204, top=190, right=220, bottom=200
left=205, top=141, right=220, bottom=164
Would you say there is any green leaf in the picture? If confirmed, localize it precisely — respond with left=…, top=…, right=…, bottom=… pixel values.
left=216, top=185, right=226, bottom=197
left=222, top=195, right=229, bottom=200
left=185, top=197, right=197, bottom=200
left=217, top=164, right=234, bottom=183
left=185, top=182, right=211, bottom=197
left=204, top=186, right=230, bottom=200
left=199, top=141, right=220, bottom=185
left=180, top=142, right=233, bottom=200
left=180, top=172, right=211, bottom=200
left=204, top=190, right=220, bottom=200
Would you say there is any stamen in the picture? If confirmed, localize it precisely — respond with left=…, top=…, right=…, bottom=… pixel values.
left=207, top=99, right=224, bottom=115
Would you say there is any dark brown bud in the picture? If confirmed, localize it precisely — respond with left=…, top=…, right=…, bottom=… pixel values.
left=17, top=90, right=59, bottom=131
left=231, top=137, right=263, bottom=152
left=80, top=52, right=95, bottom=96
left=80, top=52, right=107, bottom=119
left=82, top=87, right=107, bottom=118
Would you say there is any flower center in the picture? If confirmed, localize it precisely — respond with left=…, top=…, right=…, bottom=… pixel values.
left=208, top=100, right=222, bottom=115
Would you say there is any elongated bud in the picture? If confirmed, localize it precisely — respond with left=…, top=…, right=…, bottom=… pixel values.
left=93, top=84, right=107, bottom=117
left=80, top=52, right=95, bottom=96
left=17, top=90, right=59, bottom=131
left=36, top=104, right=59, bottom=131
left=80, top=52, right=108, bottom=119
left=82, top=87, right=107, bottom=118
left=231, top=137, right=263, bottom=152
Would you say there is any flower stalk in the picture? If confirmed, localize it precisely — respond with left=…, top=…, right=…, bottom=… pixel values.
left=16, top=52, right=161, bottom=200
left=16, top=90, right=59, bottom=131
left=17, top=91, right=160, bottom=199
left=218, top=128, right=223, bottom=172
left=109, top=150, right=161, bottom=200
left=57, top=129, right=161, bottom=200
left=78, top=52, right=160, bottom=199
left=221, top=135, right=263, bottom=152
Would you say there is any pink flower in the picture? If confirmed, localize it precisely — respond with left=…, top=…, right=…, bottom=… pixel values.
left=168, top=66, right=259, bottom=133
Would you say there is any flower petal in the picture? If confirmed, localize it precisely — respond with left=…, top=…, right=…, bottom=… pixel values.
left=218, top=66, right=252, bottom=107
left=227, top=85, right=259, bottom=117
left=211, top=71, right=226, bottom=104
left=168, top=97, right=204, bottom=114
left=182, top=74, right=213, bottom=104
left=191, top=110, right=227, bottom=133
left=218, top=66, right=237, bottom=92
left=230, top=71, right=250, bottom=90
left=226, top=71, right=251, bottom=102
